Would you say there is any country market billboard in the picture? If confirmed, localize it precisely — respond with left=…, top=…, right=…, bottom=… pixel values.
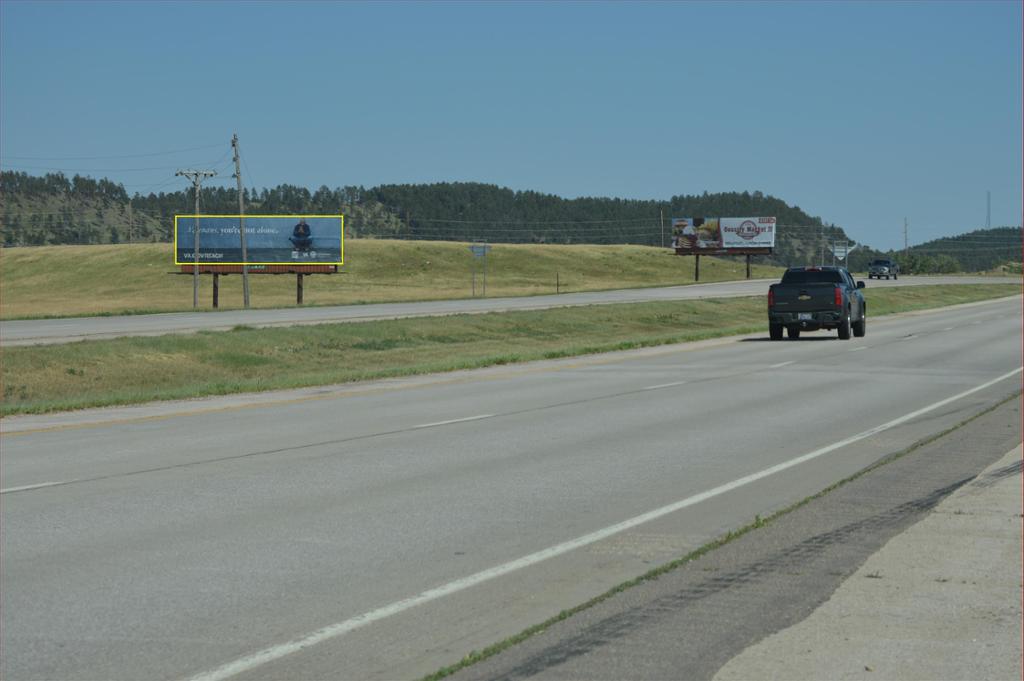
left=174, top=215, right=344, bottom=266
left=671, top=217, right=775, bottom=254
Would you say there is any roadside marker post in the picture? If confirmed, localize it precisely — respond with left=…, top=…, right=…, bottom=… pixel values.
left=468, top=242, right=491, bottom=297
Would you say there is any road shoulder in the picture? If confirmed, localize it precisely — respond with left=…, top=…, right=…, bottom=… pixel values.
left=714, top=441, right=1023, bottom=681
left=446, top=396, right=1022, bottom=681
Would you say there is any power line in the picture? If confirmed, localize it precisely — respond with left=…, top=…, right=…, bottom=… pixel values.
left=0, top=143, right=225, bottom=161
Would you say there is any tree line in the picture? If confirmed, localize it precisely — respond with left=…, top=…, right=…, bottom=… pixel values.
left=1, top=171, right=1018, bottom=272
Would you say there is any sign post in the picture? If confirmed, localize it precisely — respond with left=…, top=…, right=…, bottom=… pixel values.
left=468, top=242, right=491, bottom=297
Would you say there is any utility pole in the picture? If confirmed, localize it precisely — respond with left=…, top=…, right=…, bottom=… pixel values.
left=819, top=222, right=825, bottom=266
left=232, top=133, right=250, bottom=308
left=176, top=169, right=217, bottom=308
left=903, top=217, right=908, bottom=258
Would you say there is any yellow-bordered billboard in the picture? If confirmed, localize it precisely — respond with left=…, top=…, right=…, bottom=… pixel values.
left=174, top=215, right=344, bottom=266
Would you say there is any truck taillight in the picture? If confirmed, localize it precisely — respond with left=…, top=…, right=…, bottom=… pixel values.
left=834, top=286, right=843, bottom=306
left=768, top=289, right=775, bottom=307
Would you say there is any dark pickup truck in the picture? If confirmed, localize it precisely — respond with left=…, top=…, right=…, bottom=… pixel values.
left=768, top=266, right=866, bottom=340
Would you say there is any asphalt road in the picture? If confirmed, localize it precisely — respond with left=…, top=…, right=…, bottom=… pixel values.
left=1, top=275, right=1015, bottom=346
left=1, top=296, right=1021, bottom=681
left=452, top=396, right=1022, bottom=681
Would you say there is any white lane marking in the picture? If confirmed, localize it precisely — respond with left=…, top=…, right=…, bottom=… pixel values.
left=769, top=361, right=796, bottom=369
left=0, top=480, right=74, bottom=494
left=943, top=327, right=955, bottom=331
left=848, top=346, right=868, bottom=352
left=642, top=381, right=687, bottom=390
left=412, top=414, right=495, bottom=429
left=185, top=366, right=1023, bottom=681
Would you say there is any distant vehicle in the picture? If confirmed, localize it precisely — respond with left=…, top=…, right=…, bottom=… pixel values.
left=868, top=259, right=900, bottom=280
left=768, top=266, right=866, bottom=340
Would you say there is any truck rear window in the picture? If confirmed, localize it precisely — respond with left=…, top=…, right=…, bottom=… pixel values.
left=780, top=270, right=844, bottom=284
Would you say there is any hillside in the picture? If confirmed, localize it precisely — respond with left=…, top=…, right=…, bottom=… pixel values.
left=4, top=172, right=1017, bottom=273
left=2, top=172, right=844, bottom=266
left=0, top=240, right=782, bottom=319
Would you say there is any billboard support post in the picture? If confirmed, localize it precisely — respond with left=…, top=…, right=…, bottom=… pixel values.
left=746, top=254, right=751, bottom=279
left=212, top=273, right=220, bottom=308
left=695, top=255, right=700, bottom=282
left=296, top=273, right=304, bottom=305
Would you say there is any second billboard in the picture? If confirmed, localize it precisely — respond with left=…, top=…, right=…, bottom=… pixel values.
left=671, top=217, right=776, bottom=253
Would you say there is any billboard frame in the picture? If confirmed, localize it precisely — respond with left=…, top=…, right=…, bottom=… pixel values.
left=174, top=214, right=345, bottom=267
left=671, top=216, right=776, bottom=281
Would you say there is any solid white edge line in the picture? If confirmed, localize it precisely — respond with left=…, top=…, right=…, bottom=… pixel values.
left=412, top=414, right=495, bottom=429
left=0, top=480, right=73, bottom=494
left=184, top=366, right=1023, bottom=681
left=642, top=381, right=687, bottom=390
left=769, top=361, right=796, bottom=369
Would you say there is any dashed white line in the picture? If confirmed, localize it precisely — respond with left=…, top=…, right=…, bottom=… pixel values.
left=642, top=381, right=687, bottom=390
left=412, top=414, right=495, bottom=429
left=769, top=360, right=796, bottom=369
left=848, top=346, right=869, bottom=352
left=184, top=366, right=1023, bottom=681
left=943, top=327, right=955, bottom=331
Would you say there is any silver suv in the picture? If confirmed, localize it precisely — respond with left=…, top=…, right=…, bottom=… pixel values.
left=868, top=259, right=899, bottom=280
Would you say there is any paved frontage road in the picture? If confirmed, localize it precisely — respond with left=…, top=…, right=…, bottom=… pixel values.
left=1, top=275, right=1015, bottom=346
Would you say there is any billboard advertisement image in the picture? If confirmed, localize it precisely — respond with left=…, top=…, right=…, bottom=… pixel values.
left=672, top=217, right=775, bottom=253
left=175, top=215, right=344, bottom=266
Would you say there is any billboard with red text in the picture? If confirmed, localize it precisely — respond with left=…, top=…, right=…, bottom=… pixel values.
left=672, top=217, right=775, bottom=254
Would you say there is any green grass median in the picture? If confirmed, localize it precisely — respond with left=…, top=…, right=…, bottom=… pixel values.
left=1, top=284, right=1018, bottom=416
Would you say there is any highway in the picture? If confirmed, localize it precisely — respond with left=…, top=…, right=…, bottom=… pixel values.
left=1, top=275, right=1015, bottom=346
left=1, top=296, right=1021, bottom=680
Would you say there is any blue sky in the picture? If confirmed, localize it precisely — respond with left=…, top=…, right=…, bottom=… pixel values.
left=2, top=0, right=1020, bottom=251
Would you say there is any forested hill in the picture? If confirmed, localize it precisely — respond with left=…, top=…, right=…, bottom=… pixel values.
left=0, top=172, right=838, bottom=264
left=2, top=172, right=1018, bottom=272
left=900, top=227, right=1022, bottom=273
left=365, top=183, right=829, bottom=244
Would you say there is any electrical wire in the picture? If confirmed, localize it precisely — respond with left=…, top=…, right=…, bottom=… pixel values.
left=0, top=143, right=226, bottom=161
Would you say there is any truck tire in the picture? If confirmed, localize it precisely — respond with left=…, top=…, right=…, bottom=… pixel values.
left=893, top=273, right=898, bottom=280
left=853, top=313, right=866, bottom=337
left=838, top=312, right=852, bottom=340
left=787, top=326, right=801, bottom=340
left=769, top=323, right=783, bottom=340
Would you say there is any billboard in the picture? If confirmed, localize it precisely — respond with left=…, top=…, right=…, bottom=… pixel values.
left=174, top=215, right=344, bottom=266
left=672, top=217, right=775, bottom=253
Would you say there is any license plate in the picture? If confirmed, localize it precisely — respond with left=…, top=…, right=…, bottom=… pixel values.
left=798, top=313, right=813, bottom=320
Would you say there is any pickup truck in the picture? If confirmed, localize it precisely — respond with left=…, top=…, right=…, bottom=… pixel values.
left=768, top=266, right=866, bottom=340
left=867, top=259, right=899, bottom=280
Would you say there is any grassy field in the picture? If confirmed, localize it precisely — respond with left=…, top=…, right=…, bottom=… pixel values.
left=0, top=241, right=783, bottom=319
left=2, top=284, right=1017, bottom=416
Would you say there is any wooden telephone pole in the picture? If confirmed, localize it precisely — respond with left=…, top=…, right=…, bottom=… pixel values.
left=232, top=134, right=250, bottom=307
left=175, top=168, right=217, bottom=308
